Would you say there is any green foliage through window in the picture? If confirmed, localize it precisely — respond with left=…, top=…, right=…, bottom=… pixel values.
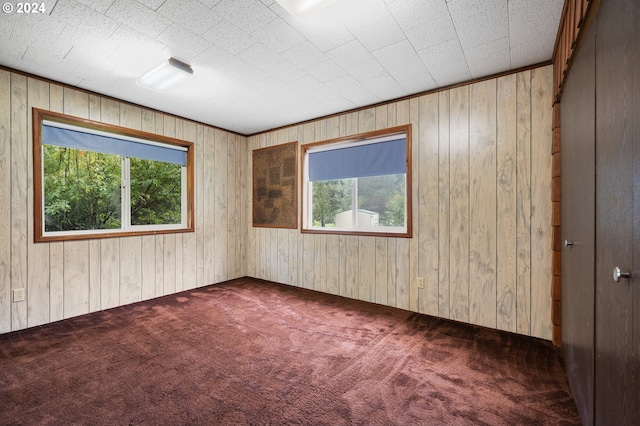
left=44, top=146, right=121, bottom=232
left=130, top=158, right=182, bottom=226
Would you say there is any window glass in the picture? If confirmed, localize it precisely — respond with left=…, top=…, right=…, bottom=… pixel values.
left=43, top=146, right=121, bottom=232
left=130, top=158, right=182, bottom=226
left=34, top=109, right=194, bottom=242
left=302, top=125, right=412, bottom=237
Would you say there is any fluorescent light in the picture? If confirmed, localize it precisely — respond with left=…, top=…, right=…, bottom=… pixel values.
left=137, top=57, right=193, bottom=92
left=275, top=0, right=341, bottom=17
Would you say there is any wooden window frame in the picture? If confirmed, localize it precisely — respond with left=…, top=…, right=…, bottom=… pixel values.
left=32, top=108, right=195, bottom=243
left=300, top=124, right=412, bottom=238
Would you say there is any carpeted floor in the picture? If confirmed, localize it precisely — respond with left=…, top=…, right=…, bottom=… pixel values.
left=0, top=277, right=580, bottom=425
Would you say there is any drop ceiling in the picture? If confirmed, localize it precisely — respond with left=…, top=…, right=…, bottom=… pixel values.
left=0, top=0, right=563, bottom=135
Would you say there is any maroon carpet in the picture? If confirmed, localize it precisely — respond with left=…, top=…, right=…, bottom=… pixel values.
left=0, top=277, right=580, bottom=425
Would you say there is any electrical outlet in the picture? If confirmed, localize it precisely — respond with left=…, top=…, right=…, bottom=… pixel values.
left=416, top=277, right=425, bottom=289
left=13, top=288, right=25, bottom=303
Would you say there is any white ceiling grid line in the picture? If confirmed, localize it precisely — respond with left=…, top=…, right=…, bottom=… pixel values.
left=0, top=0, right=563, bottom=134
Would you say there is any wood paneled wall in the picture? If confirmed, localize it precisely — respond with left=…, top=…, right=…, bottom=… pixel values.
left=246, top=65, right=554, bottom=340
left=0, top=70, right=247, bottom=333
left=0, top=65, right=554, bottom=340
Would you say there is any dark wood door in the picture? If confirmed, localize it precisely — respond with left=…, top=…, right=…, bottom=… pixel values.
left=561, top=21, right=596, bottom=426
left=594, top=0, right=638, bottom=423
left=630, top=1, right=640, bottom=424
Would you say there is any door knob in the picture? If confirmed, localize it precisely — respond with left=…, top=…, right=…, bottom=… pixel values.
left=565, top=240, right=574, bottom=248
left=613, top=266, right=631, bottom=283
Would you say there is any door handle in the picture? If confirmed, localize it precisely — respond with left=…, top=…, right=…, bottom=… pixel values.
left=565, top=240, right=574, bottom=248
left=613, top=266, right=631, bottom=283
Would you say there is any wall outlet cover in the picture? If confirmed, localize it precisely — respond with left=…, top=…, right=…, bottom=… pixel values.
left=13, top=288, right=25, bottom=303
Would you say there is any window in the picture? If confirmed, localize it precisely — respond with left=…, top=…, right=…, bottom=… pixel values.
left=33, top=108, right=194, bottom=242
left=301, top=125, right=412, bottom=237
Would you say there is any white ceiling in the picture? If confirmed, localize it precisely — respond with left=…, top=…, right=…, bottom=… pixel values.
left=0, top=0, right=563, bottom=135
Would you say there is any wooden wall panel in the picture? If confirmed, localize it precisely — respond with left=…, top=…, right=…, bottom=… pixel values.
left=0, top=72, right=246, bottom=333
left=496, top=74, right=518, bottom=333
left=469, top=79, right=497, bottom=329
left=246, top=65, right=554, bottom=340
left=530, top=66, right=553, bottom=340
left=418, top=94, right=440, bottom=317
left=0, top=70, right=11, bottom=333
left=516, top=71, right=533, bottom=336
left=437, top=91, right=451, bottom=318
left=448, top=85, right=470, bottom=323
left=27, top=77, right=50, bottom=327
left=10, top=73, right=28, bottom=331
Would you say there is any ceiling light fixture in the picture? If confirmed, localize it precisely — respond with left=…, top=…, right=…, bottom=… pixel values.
left=275, top=0, right=341, bottom=18
left=137, top=57, right=193, bottom=92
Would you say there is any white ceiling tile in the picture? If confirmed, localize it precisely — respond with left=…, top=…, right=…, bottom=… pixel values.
left=393, top=62, right=436, bottom=94
left=373, top=39, right=436, bottom=93
left=57, top=25, right=118, bottom=57
left=108, top=24, right=167, bottom=55
left=279, top=10, right=354, bottom=53
left=157, top=0, right=222, bottom=35
left=56, top=2, right=121, bottom=39
left=136, top=0, right=165, bottom=10
left=237, top=42, right=283, bottom=70
left=199, top=0, right=224, bottom=9
left=75, top=67, right=121, bottom=88
left=8, top=13, right=66, bottom=42
left=72, top=0, right=115, bottom=14
left=404, top=13, right=457, bottom=51
left=282, top=41, right=328, bottom=69
left=290, top=78, right=340, bottom=103
left=251, top=19, right=305, bottom=53
left=464, top=37, right=511, bottom=78
left=264, top=60, right=305, bottom=83
left=0, top=18, right=13, bottom=40
left=0, top=42, right=28, bottom=65
left=361, top=74, right=407, bottom=100
left=203, top=21, right=257, bottom=55
left=510, top=40, right=555, bottom=69
left=325, top=74, right=362, bottom=93
left=305, top=60, right=346, bottom=83
left=387, top=0, right=450, bottom=30
left=23, top=44, right=78, bottom=68
left=18, top=57, right=83, bottom=86
left=448, top=0, right=509, bottom=48
left=346, top=58, right=387, bottom=81
left=198, top=45, right=269, bottom=83
left=105, top=0, right=172, bottom=38
left=326, top=40, right=374, bottom=71
left=418, top=38, right=470, bottom=86
left=373, top=39, right=418, bottom=71
left=157, top=24, right=212, bottom=60
left=333, top=0, right=390, bottom=29
left=108, top=45, right=167, bottom=78
left=509, top=0, right=563, bottom=48
left=350, top=15, right=406, bottom=52
left=213, top=0, right=277, bottom=33
left=341, top=85, right=380, bottom=106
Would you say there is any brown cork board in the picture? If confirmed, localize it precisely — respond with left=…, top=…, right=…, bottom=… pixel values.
left=252, top=141, right=298, bottom=229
